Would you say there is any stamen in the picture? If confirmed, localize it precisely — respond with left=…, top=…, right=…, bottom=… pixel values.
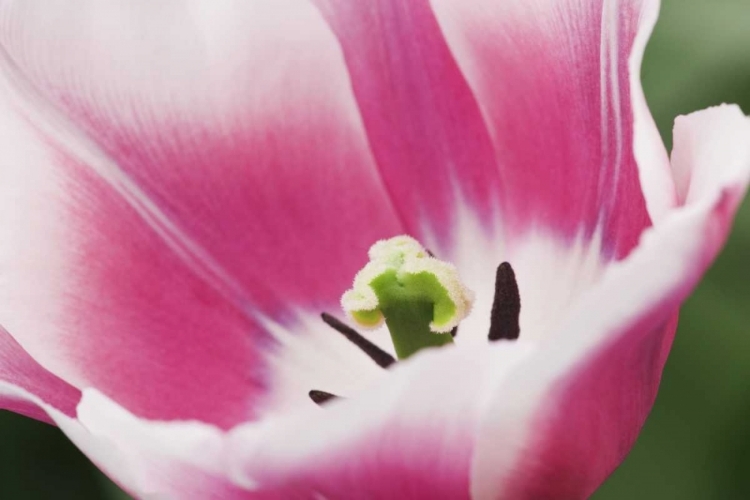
left=321, top=313, right=396, bottom=368
left=488, top=262, right=521, bottom=341
left=309, top=390, right=339, bottom=405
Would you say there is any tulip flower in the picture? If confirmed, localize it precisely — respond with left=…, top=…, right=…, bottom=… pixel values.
left=0, top=0, right=749, bottom=498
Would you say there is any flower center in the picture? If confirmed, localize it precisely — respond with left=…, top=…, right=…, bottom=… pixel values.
left=341, top=235, right=474, bottom=359
left=308, top=235, right=522, bottom=406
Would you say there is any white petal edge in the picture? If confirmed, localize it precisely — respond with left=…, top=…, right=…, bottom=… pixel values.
left=630, top=0, right=677, bottom=222
left=0, top=384, right=247, bottom=500
left=0, top=384, right=142, bottom=495
left=671, top=104, right=750, bottom=205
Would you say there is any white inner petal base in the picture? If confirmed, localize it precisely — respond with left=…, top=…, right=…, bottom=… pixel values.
left=257, top=205, right=608, bottom=417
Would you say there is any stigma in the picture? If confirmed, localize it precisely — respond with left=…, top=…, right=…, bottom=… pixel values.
left=340, top=235, right=475, bottom=359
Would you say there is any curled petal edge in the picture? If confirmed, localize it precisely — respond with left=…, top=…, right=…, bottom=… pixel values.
left=0, top=385, right=249, bottom=500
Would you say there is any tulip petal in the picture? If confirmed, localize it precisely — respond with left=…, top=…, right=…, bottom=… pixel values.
left=0, top=327, right=80, bottom=422
left=471, top=105, right=750, bottom=499
left=0, top=0, right=402, bottom=427
left=229, top=341, right=533, bottom=498
left=0, top=385, right=251, bottom=499
left=74, top=389, right=253, bottom=500
left=430, top=0, right=671, bottom=258
left=311, top=0, right=504, bottom=243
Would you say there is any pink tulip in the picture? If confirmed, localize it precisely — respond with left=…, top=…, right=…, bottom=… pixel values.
left=0, top=0, right=748, bottom=498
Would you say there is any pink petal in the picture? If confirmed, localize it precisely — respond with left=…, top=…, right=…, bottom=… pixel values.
left=0, top=327, right=80, bottom=422
left=311, top=0, right=504, bottom=243
left=229, top=343, right=532, bottom=498
left=471, top=105, right=750, bottom=499
left=0, top=1, right=402, bottom=427
left=430, top=0, right=671, bottom=258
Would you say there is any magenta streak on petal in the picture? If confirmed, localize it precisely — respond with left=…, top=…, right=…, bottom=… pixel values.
left=56, top=99, right=403, bottom=316
left=0, top=327, right=80, bottom=422
left=243, top=423, right=475, bottom=500
left=432, top=0, right=652, bottom=258
left=263, top=425, right=473, bottom=499
left=602, top=1, right=654, bottom=258
left=312, top=0, right=503, bottom=244
left=57, top=153, right=270, bottom=429
left=256, top=445, right=473, bottom=500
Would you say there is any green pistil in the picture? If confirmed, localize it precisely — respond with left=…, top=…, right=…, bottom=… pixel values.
left=370, top=270, right=454, bottom=359
left=341, top=235, right=474, bottom=360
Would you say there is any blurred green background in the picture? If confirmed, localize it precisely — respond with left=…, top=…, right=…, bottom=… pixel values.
left=1, top=0, right=749, bottom=498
